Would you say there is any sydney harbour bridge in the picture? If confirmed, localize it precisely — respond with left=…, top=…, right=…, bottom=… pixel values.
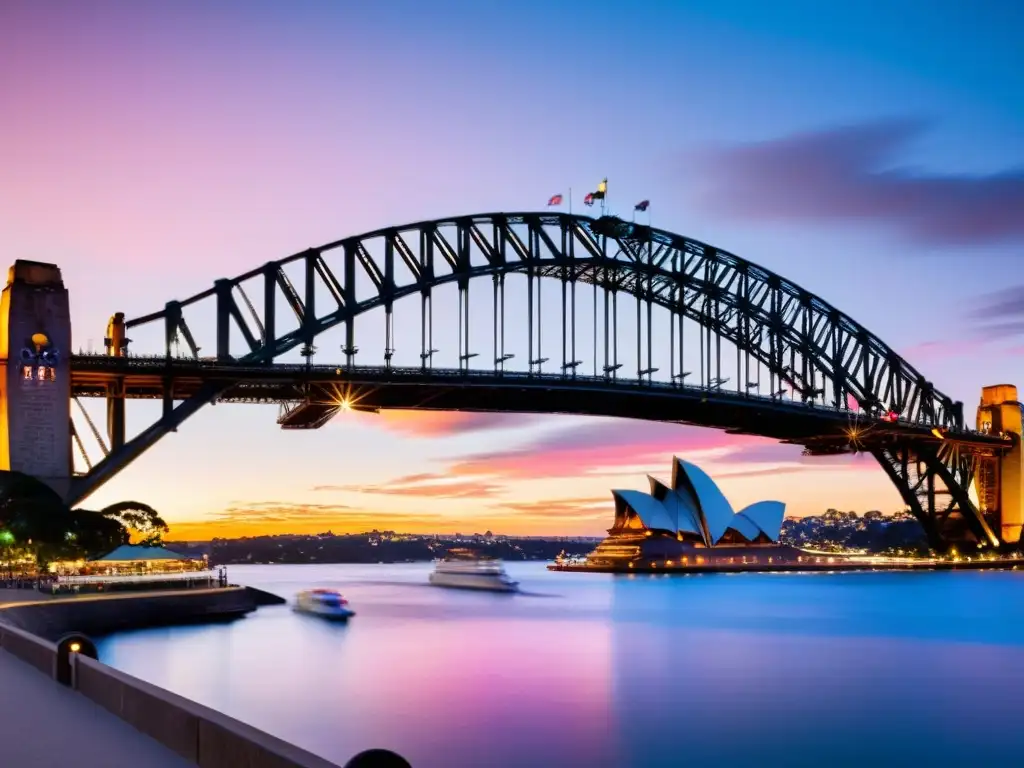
left=2, top=212, right=1020, bottom=551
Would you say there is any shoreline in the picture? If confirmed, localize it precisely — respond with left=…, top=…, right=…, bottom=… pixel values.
left=549, top=557, right=1024, bottom=574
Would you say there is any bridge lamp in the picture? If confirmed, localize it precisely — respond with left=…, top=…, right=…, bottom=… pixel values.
left=930, top=428, right=947, bottom=440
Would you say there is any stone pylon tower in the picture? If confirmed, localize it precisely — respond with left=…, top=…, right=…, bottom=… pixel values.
left=0, top=260, right=73, bottom=499
left=976, top=385, right=1024, bottom=545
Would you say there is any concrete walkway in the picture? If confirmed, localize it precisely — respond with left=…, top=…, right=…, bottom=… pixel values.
left=0, top=589, right=194, bottom=767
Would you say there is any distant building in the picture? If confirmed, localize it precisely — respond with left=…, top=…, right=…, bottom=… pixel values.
left=587, top=457, right=800, bottom=568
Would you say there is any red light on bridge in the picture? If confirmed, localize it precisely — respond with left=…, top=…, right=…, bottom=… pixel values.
left=882, top=411, right=900, bottom=423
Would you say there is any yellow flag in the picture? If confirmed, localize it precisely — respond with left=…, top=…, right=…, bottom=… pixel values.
left=597, top=179, right=607, bottom=194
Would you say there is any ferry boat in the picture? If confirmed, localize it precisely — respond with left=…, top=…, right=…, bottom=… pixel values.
left=294, top=589, right=355, bottom=620
left=429, top=549, right=519, bottom=592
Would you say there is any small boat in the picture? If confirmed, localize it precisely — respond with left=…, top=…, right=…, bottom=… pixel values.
left=429, top=549, right=519, bottom=592
left=294, top=588, right=355, bottom=620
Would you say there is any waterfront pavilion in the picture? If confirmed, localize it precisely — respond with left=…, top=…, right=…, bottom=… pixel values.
left=48, top=545, right=219, bottom=593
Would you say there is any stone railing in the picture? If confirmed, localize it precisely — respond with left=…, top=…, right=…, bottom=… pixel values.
left=74, top=654, right=339, bottom=767
left=0, top=616, right=339, bottom=767
left=56, top=570, right=217, bottom=585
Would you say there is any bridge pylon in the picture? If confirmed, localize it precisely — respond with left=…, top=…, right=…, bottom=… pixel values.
left=0, top=260, right=73, bottom=499
left=976, top=385, right=1024, bottom=545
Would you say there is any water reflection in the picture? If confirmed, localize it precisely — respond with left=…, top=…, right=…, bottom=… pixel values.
left=95, top=564, right=1024, bottom=767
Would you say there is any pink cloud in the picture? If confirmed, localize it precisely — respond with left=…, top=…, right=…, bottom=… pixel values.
left=350, top=410, right=537, bottom=437
left=717, top=443, right=878, bottom=471
left=445, top=419, right=770, bottom=479
left=899, top=339, right=985, bottom=363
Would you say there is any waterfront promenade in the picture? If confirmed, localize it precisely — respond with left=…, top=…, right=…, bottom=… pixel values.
left=0, top=589, right=192, bottom=767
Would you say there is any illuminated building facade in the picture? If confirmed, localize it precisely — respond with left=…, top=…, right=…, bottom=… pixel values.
left=586, top=457, right=801, bottom=569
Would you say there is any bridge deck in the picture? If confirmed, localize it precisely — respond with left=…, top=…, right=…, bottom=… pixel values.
left=69, top=356, right=1010, bottom=455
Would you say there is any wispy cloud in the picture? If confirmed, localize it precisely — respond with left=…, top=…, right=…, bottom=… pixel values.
left=348, top=410, right=538, bottom=437
left=968, top=285, right=1024, bottom=340
left=490, top=497, right=611, bottom=520
left=899, top=339, right=986, bottom=363
left=692, top=119, right=1024, bottom=246
left=315, top=473, right=503, bottom=498
left=716, top=443, right=877, bottom=471
left=443, top=418, right=763, bottom=479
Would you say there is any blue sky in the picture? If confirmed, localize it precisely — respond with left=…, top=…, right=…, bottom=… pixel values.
left=1, top=0, right=1021, bottom=536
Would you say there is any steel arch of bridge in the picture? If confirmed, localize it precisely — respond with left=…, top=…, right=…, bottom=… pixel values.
left=70, top=212, right=1005, bottom=547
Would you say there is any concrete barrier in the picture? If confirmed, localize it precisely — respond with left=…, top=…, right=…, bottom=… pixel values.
left=73, top=654, right=339, bottom=767
left=0, top=586, right=387, bottom=767
left=0, top=620, right=57, bottom=677
left=0, top=586, right=260, bottom=641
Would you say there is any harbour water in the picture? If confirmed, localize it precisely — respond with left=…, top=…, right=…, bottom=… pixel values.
left=95, top=563, right=1024, bottom=767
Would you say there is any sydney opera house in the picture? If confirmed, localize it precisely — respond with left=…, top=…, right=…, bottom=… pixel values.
left=583, top=457, right=804, bottom=571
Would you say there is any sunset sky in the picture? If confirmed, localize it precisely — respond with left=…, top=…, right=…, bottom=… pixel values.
left=2, top=1, right=1022, bottom=539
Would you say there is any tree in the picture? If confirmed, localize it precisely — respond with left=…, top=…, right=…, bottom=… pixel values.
left=0, top=471, right=74, bottom=565
left=0, top=471, right=166, bottom=564
left=95, top=500, right=169, bottom=540
left=68, top=509, right=130, bottom=555
left=137, top=531, right=165, bottom=548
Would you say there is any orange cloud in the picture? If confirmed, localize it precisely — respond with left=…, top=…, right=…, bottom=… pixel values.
left=492, top=497, right=611, bottom=520
left=168, top=501, right=466, bottom=540
left=165, top=498, right=608, bottom=540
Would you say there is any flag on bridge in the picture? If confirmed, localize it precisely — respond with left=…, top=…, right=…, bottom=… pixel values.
left=590, top=178, right=607, bottom=201
left=583, top=193, right=596, bottom=206
left=547, top=194, right=563, bottom=206
left=635, top=200, right=650, bottom=212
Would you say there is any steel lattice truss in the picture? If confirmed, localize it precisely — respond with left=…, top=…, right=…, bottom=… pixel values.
left=874, top=444, right=998, bottom=548
left=67, top=212, right=1009, bottom=547
left=131, top=213, right=964, bottom=419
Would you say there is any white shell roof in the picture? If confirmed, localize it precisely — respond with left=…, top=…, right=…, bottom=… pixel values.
left=612, top=489, right=676, bottom=533
left=674, top=458, right=735, bottom=544
left=648, top=476, right=703, bottom=538
left=736, top=501, right=786, bottom=542
left=727, top=513, right=762, bottom=541
left=612, top=458, right=786, bottom=544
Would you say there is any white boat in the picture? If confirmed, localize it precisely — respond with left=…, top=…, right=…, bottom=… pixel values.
left=429, top=549, right=519, bottom=592
left=294, top=589, right=355, bottom=620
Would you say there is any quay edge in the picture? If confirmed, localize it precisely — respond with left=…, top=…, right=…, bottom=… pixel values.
left=549, top=558, right=1024, bottom=575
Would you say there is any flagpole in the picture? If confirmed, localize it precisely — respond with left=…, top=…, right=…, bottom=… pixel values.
left=569, top=187, right=572, bottom=216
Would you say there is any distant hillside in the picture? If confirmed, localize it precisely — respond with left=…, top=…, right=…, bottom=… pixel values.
left=166, top=532, right=598, bottom=565
left=780, top=509, right=928, bottom=554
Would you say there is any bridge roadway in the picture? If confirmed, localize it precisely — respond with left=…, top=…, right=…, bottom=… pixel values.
left=70, top=355, right=1011, bottom=458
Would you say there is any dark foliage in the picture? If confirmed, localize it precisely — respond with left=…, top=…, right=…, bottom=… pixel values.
left=0, top=470, right=163, bottom=563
